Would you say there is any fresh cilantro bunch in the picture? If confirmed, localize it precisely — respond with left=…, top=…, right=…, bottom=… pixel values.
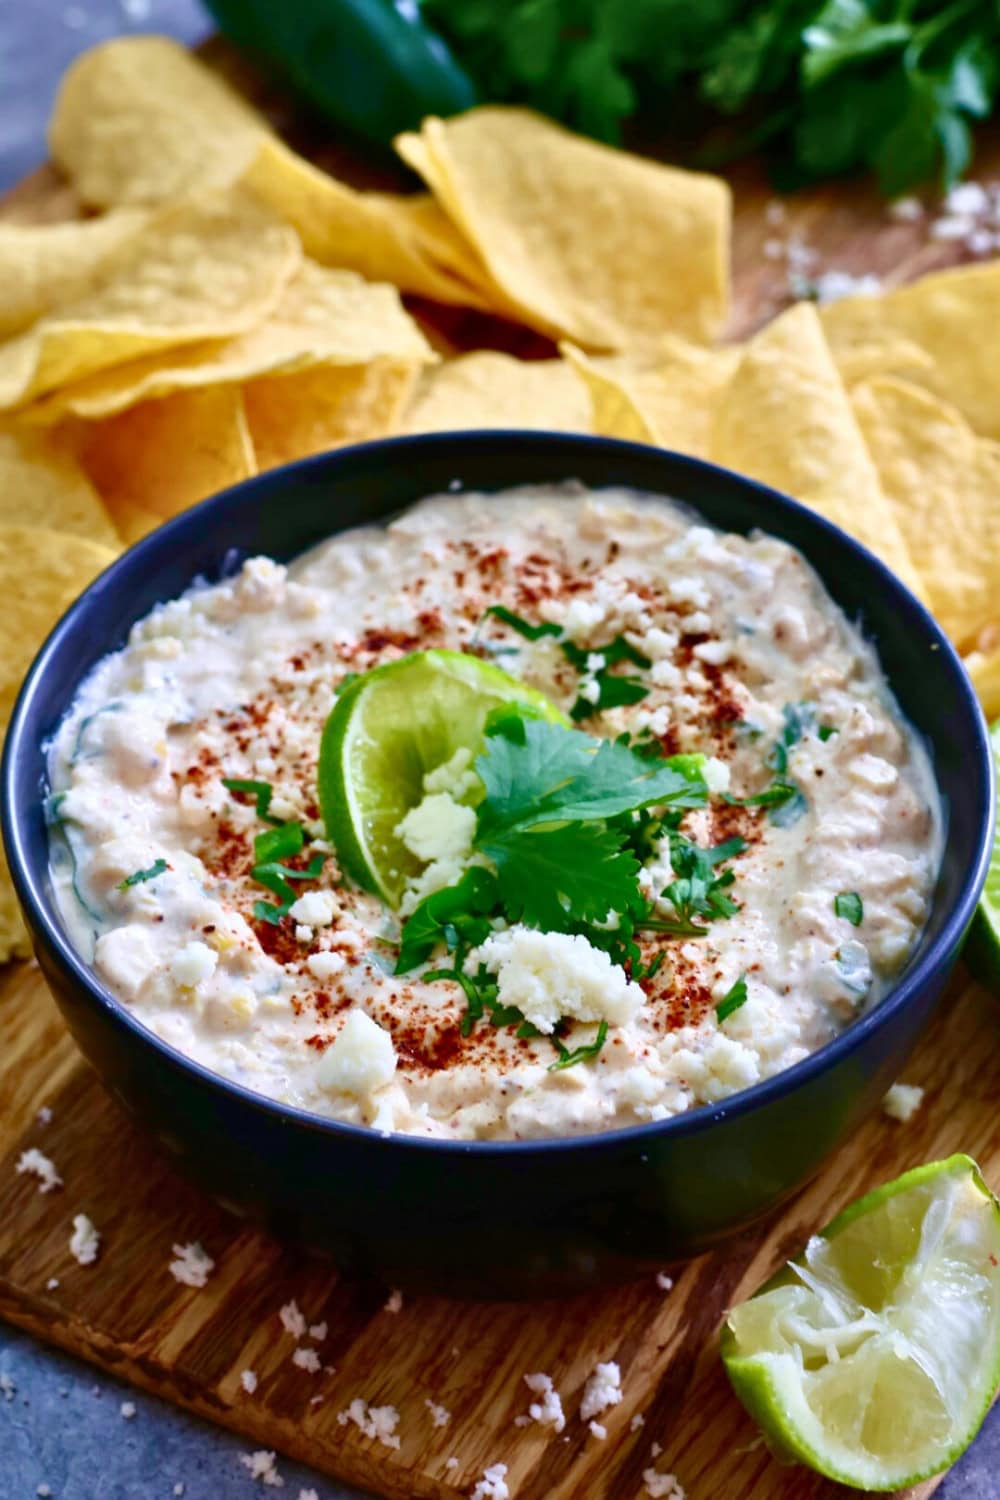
left=422, top=0, right=1000, bottom=193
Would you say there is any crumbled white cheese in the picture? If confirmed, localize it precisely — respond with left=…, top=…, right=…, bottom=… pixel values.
left=239, top=1449, right=284, bottom=1486
left=580, top=1361, right=622, bottom=1421
left=69, top=1213, right=100, bottom=1266
left=298, top=1491, right=319, bottom=1500
left=425, top=1398, right=451, bottom=1427
left=317, top=1008, right=397, bottom=1095
left=280, top=1300, right=306, bottom=1339
left=889, top=196, right=923, bottom=221
left=16, top=1148, right=63, bottom=1194
left=643, top=1470, right=685, bottom=1499
left=37, top=1106, right=53, bottom=1126
left=292, top=1347, right=321, bottom=1373
left=475, top=927, right=643, bottom=1035
left=169, top=940, right=218, bottom=989
left=37, top=1486, right=52, bottom=1498
left=656, top=1272, right=674, bottom=1292
left=240, top=1369, right=258, bottom=1394
left=471, top=1463, right=509, bottom=1500
left=522, top=1371, right=565, bottom=1432
left=423, top=746, right=480, bottom=800
left=396, top=792, right=476, bottom=865
left=306, top=951, right=346, bottom=982
left=383, top=1288, right=403, bottom=1314
left=287, top=889, right=338, bottom=928
left=169, top=1242, right=214, bottom=1288
left=692, top=639, right=731, bottom=666
left=1, top=1372, right=15, bottom=1400
left=701, top=756, right=730, bottom=794
left=308, top=1321, right=327, bottom=1341
left=589, top=1421, right=607, bottom=1440
left=630, top=1412, right=646, bottom=1432
left=46, top=1278, right=60, bottom=1291
left=445, top=1457, right=459, bottom=1470
left=295, top=924, right=313, bottom=944
left=882, top=1082, right=924, bottom=1122
left=120, top=1401, right=136, bottom=1419
left=336, top=1397, right=400, bottom=1449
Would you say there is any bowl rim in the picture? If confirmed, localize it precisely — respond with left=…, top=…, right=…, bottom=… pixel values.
left=3, top=429, right=995, bottom=1159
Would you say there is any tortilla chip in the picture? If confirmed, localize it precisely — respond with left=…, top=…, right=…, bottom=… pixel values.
left=78, top=387, right=256, bottom=543
left=964, top=645, right=1000, bottom=718
left=395, top=108, right=730, bottom=349
left=0, top=525, right=118, bottom=726
left=403, top=352, right=591, bottom=434
left=851, top=376, right=1000, bottom=646
left=26, top=261, right=436, bottom=422
left=0, top=425, right=119, bottom=545
left=709, top=303, right=926, bottom=597
left=830, top=336, right=933, bottom=388
left=242, top=138, right=491, bottom=309
left=244, top=361, right=418, bottom=470
left=562, top=339, right=740, bottom=456
left=0, top=210, right=148, bottom=338
left=822, top=260, right=1000, bottom=440
left=48, top=36, right=268, bottom=207
left=0, top=191, right=300, bottom=411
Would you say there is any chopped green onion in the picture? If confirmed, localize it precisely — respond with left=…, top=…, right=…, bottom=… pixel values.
left=118, top=858, right=168, bottom=890
left=716, top=974, right=748, bottom=1023
left=834, top=891, right=864, bottom=926
left=548, top=1019, right=609, bottom=1071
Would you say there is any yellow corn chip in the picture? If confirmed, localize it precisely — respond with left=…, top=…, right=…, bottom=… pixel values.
left=78, top=387, right=256, bottom=543
left=0, top=191, right=299, bottom=412
left=562, top=339, right=740, bottom=455
left=830, top=335, right=933, bottom=388
left=395, top=108, right=730, bottom=350
left=964, top=645, right=1000, bottom=718
left=0, top=210, right=148, bottom=338
left=245, top=361, right=419, bottom=470
left=709, top=303, right=926, bottom=597
left=403, top=352, right=591, bottom=434
left=0, top=524, right=119, bottom=960
left=242, top=138, right=491, bottom=309
left=822, top=260, right=1000, bottom=440
left=851, top=376, right=1000, bottom=646
left=48, top=36, right=268, bottom=207
left=0, top=425, right=119, bottom=545
left=26, top=261, right=436, bottom=422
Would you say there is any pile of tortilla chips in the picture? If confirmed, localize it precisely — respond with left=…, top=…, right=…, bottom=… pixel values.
left=0, top=34, right=997, bottom=958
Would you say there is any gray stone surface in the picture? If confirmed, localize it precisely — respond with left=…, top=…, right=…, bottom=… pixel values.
left=0, top=3, right=997, bottom=1496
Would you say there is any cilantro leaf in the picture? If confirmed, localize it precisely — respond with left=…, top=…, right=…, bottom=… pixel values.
left=548, top=1020, right=609, bottom=1072
left=716, top=973, right=749, bottom=1023
left=834, top=890, right=864, bottom=926
left=118, top=858, right=168, bottom=890
left=395, top=867, right=500, bottom=973
left=222, top=777, right=283, bottom=826
left=484, top=604, right=562, bottom=641
left=253, top=822, right=304, bottom=866
left=481, top=821, right=641, bottom=932
left=251, top=853, right=326, bottom=921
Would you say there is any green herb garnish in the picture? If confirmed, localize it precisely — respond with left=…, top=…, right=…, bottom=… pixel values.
left=221, top=777, right=283, bottom=826
left=654, top=833, right=746, bottom=935
left=118, top=858, right=168, bottom=890
left=562, top=634, right=652, bottom=721
left=818, top=724, right=838, bottom=742
left=716, top=974, right=749, bottom=1023
left=834, top=891, right=864, bottom=926
left=484, top=604, right=563, bottom=641
left=252, top=854, right=326, bottom=923
left=548, top=1019, right=609, bottom=1072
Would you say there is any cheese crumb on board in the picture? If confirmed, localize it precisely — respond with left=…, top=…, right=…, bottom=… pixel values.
left=308, top=1321, right=327, bottom=1341
left=120, top=1401, right=136, bottom=1419
left=336, top=1397, right=401, bottom=1449
left=1, top=1372, right=16, bottom=1400
left=298, top=1490, right=319, bottom=1500
left=46, top=1277, right=60, bottom=1290
left=471, top=1463, right=509, bottom=1500
left=425, top=1398, right=451, bottom=1427
left=36, top=1106, right=53, bottom=1125
left=239, top=1450, right=284, bottom=1486
left=383, top=1288, right=403, bottom=1314
left=69, top=1213, right=100, bottom=1265
left=630, top=1412, right=646, bottom=1431
left=522, top=1371, right=565, bottom=1432
left=16, top=1148, right=63, bottom=1194
left=580, top=1360, right=622, bottom=1421
left=240, top=1369, right=258, bottom=1394
left=279, top=1300, right=306, bottom=1339
left=643, top=1471, right=685, bottom=1499
left=589, top=1420, right=607, bottom=1440
left=169, top=1241, right=214, bottom=1287
left=292, top=1347, right=321, bottom=1373
left=882, top=1082, right=924, bottom=1122
left=655, top=1272, right=673, bottom=1292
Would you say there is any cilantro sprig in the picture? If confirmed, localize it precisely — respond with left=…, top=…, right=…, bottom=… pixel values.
left=653, top=833, right=746, bottom=936
left=223, top=777, right=327, bottom=924
left=481, top=606, right=651, bottom=721
left=118, top=858, right=168, bottom=890
left=716, top=974, right=749, bottom=1023
left=222, top=777, right=283, bottom=826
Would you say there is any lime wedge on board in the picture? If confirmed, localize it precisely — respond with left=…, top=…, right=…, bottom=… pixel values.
left=965, top=717, right=1000, bottom=993
left=721, top=1154, right=1000, bottom=1491
left=318, top=649, right=563, bottom=907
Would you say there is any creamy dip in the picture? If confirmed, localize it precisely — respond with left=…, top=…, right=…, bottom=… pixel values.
left=48, top=487, right=941, bottom=1140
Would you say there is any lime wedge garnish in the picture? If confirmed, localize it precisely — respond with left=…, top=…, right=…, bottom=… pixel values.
left=318, top=649, right=564, bottom=907
left=965, top=717, right=1000, bottom=993
left=722, top=1154, right=1000, bottom=1491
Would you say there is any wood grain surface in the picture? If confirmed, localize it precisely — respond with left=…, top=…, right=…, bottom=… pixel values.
left=2, top=36, right=1000, bottom=1500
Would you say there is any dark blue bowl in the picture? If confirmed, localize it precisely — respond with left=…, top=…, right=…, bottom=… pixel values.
left=3, top=433, right=993, bottom=1297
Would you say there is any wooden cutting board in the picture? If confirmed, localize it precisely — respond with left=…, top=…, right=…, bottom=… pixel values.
left=2, top=36, right=1000, bottom=1500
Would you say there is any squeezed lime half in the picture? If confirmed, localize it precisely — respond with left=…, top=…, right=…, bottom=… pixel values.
left=722, top=1154, right=1000, bottom=1491
left=318, top=649, right=563, bottom=906
left=965, top=717, right=1000, bottom=993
